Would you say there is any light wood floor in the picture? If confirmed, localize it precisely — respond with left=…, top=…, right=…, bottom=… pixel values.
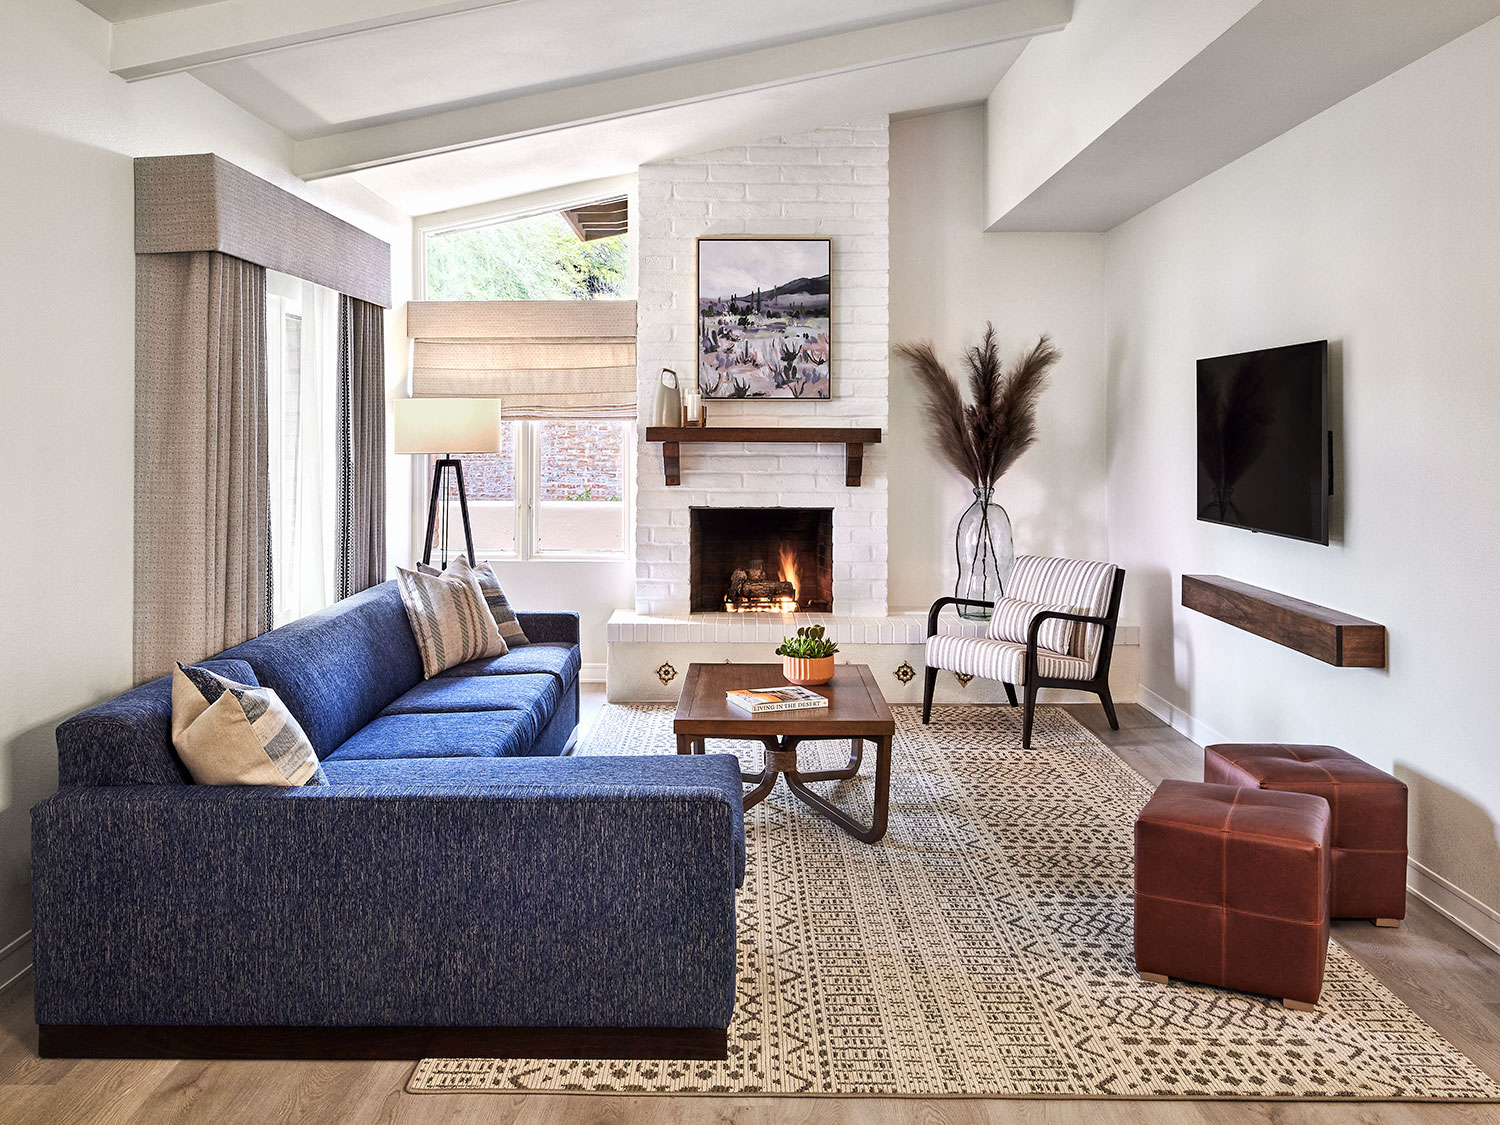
left=4, top=697, right=1499, bottom=1124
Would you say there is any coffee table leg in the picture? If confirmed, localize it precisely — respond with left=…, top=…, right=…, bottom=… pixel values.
left=675, top=734, right=692, bottom=756
left=785, top=734, right=891, bottom=844
left=795, top=737, right=864, bottom=782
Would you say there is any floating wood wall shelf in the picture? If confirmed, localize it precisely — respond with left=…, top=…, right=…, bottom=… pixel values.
left=644, top=427, right=883, bottom=487
left=1182, top=574, right=1387, bottom=668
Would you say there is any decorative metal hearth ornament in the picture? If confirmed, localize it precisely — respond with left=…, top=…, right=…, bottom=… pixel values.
left=894, top=662, right=916, bottom=685
left=954, top=672, right=973, bottom=687
left=657, top=662, right=677, bottom=686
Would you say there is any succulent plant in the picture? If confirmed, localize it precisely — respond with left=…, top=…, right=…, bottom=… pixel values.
left=776, top=624, right=839, bottom=660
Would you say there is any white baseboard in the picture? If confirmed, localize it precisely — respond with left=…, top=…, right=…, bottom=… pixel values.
left=1136, top=682, right=1500, bottom=955
left=0, top=930, right=31, bottom=998
left=580, top=662, right=606, bottom=684
left=1406, top=858, right=1500, bottom=955
left=1136, top=682, right=1230, bottom=748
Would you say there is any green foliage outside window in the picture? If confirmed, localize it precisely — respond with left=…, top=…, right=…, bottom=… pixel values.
left=425, top=211, right=628, bottom=300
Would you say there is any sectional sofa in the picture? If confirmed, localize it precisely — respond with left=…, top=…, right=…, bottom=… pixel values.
left=31, top=580, right=744, bottom=1059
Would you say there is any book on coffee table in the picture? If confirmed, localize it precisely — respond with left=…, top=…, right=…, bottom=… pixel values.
left=725, top=685, right=830, bottom=714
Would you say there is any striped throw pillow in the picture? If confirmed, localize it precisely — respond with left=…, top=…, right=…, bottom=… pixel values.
left=418, top=556, right=531, bottom=648
left=986, top=596, right=1079, bottom=656
left=397, top=560, right=508, bottom=678
left=171, top=664, right=327, bottom=786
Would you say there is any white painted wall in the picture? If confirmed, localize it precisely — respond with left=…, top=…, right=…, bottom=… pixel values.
left=1105, top=16, right=1500, bottom=930
left=0, top=0, right=411, bottom=981
left=984, top=0, right=1256, bottom=228
left=889, top=107, right=1109, bottom=610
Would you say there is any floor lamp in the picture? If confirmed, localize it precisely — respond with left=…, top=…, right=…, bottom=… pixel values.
left=393, top=397, right=503, bottom=568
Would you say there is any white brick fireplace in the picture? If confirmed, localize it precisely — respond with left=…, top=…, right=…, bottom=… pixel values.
left=632, top=119, right=890, bottom=618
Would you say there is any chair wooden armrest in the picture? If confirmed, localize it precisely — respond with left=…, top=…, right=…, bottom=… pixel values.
left=926, top=596, right=995, bottom=638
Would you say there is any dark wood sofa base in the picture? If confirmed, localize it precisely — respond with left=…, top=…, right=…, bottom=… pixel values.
left=39, top=1023, right=728, bottom=1061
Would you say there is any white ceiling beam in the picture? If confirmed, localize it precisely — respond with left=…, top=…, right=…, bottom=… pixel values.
left=110, top=0, right=522, bottom=81
left=295, top=0, right=1072, bottom=179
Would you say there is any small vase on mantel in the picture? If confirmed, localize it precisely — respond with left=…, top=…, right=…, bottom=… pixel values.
left=652, top=368, right=682, bottom=429
left=954, top=486, right=1014, bottom=620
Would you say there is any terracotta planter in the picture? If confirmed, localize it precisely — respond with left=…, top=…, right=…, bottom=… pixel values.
left=783, top=655, right=835, bottom=686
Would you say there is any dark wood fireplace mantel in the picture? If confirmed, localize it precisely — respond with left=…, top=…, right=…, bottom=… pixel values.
left=644, top=427, right=883, bottom=487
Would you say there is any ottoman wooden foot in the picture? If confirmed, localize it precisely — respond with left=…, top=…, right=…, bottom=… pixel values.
left=1140, top=972, right=1170, bottom=985
left=1374, top=917, right=1402, bottom=928
left=1283, top=998, right=1317, bottom=1012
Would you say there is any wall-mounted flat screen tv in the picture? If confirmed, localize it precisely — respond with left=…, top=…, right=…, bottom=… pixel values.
left=1197, top=340, right=1330, bottom=545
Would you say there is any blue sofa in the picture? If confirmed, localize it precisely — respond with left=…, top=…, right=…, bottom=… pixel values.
left=31, top=581, right=744, bottom=1060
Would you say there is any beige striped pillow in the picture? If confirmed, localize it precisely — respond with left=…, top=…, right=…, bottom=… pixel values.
left=171, top=664, right=327, bottom=786
left=986, top=596, right=1079, bottom=656
left=418, top=557, right=531, bottom=649
left=396, top=560, right=508, bottom=679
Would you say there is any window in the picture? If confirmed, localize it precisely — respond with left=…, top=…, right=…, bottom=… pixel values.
left=423, top=198, right=629, bottom=301
left=418, top=192, right=633, bottom=563
left=435, top=420, right=630, bottom=560
left=266, top=272, right=339, bottom=626
left=419, top=192, right=633, bottom=563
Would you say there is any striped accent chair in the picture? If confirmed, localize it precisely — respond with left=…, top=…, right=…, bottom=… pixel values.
left=923, top=556, right=1126, bottom=748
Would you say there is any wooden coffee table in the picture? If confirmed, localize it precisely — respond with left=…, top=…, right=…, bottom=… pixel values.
left=673, top=662, right=896, bottom=843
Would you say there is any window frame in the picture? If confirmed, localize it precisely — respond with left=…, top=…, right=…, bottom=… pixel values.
left=445, top=419, right=634, bottom=564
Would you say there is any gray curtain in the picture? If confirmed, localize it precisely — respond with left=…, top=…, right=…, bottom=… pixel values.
left=134, top=252, right=268, bottom=682
left=338, top=296, right=386, bottom=598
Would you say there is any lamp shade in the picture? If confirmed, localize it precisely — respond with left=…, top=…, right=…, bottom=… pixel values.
left=393, top=397, right=502, bottom=454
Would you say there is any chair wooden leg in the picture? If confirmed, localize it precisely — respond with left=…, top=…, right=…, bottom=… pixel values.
left=1003, top=681, right=1018, bottom=707
left=1098, top=683, right=1119, bottom=730
left=1021, top=679, right=1039, bottom=749
left=921, top=666, right=938, bottom=724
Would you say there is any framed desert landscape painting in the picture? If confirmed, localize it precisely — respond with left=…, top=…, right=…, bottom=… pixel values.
left=697, top=236, right=831, bottom=400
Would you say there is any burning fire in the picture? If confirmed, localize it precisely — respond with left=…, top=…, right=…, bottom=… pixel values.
left=778, top=541, right=800, bottom=603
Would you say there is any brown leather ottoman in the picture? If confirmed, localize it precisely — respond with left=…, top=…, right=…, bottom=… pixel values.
left=1205, top=743, right=1407, bottom=925
left=1135, top=779, right=1332, bottom=1010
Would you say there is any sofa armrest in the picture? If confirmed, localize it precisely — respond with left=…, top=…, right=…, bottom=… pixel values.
left=32, top=759, right=741, bottom=1030
left=517, top=611, right=580, bottom=646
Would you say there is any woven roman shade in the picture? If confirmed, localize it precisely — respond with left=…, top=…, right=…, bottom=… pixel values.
left=408, top=300, right=637, bottom=419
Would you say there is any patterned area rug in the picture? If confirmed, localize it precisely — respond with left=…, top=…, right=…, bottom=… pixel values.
left=408, top=705, right=1500, bottom=1100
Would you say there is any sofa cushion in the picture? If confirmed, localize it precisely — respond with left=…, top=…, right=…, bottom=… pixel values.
left=323, top=711, right=534, bottom=762
left=218, top=581, right=423, bottom=758
left=440, top=642, right=581, bottom=687
left=56, top=659, right=260, bottom=787
left=379, top=673, right=562, bottom=739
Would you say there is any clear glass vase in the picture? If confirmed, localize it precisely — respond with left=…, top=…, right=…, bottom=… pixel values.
left=954, top=486, right=1015, bottom=620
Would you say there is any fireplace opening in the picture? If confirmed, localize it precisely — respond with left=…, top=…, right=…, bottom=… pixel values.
left=690, top=507, right=833, bottom=613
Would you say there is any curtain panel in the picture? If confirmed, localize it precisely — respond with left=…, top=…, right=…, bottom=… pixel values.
left=134, top=252, right=269, bottom=683
left=338, top=297, right=387, bottom=597
left=407, top=300, right=637, bottom=419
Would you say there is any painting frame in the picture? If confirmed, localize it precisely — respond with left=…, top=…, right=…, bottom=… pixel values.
left=695, top=235, right=832, bottom=401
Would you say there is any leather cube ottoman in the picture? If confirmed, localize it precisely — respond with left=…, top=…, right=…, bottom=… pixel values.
left=1135, top=779, right=1332, bottom=1009
left=1205, top=743, right=1407, bottom=924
